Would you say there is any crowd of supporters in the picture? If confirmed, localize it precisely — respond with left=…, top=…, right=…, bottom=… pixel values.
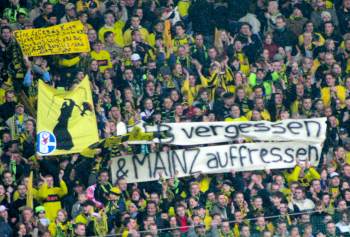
left=2, top=0, right=350, bottom=236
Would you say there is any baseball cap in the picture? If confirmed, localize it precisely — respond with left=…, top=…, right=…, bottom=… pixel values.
left=16, top=103, right=24, bottom=108
left=330, top=172, right=339, bottom=178
left=65, top=3, right=75, bottom=10
left=0, top=205, right=7, bottom=212
left=109, top=187, right=121, bottom=195
left=82, top=200, right=95, bottom=207
left=131, top=53, right=141, bottom=61
left=35, top=206, right=45, bottom=214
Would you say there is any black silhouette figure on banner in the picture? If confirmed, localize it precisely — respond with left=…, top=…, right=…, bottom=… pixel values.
left=53, top=99, right=92, bottom=150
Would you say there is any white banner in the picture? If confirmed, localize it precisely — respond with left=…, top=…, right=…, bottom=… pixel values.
left=111, top=142, right=322, bottom=183
left=129, top=118, right=327, bottom=145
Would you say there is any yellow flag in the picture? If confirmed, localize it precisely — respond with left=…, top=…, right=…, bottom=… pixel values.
left=26, top=171, right=33, bottom=209
left=80, top=126, right=155, bottom=158
left=14, top=21, right=90, bottom=57
left=37, top=77, right=99, bottom=156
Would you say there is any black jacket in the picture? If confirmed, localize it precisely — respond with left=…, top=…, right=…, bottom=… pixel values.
left=273, top=28, right=297, bottom=48
left=0, top=218, right=13, bottom=237
left=188, top=0, right=214, bottom=35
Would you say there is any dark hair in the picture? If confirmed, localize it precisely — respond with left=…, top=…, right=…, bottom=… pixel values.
left=104, top=31, right=113, bottom=40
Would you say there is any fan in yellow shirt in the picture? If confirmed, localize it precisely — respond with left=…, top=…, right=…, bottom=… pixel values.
left=98, top=11, right=125, bottom=47
left=225, top=104, right=249, bottom=122
left=321, top=73, right=346, bottom=107
left=123, top=15, right=149, bottom=45
left=90, top=41, right=113, bottom=73
left=181, top=67, right=207, bottom=105
left=172, top=23, right=193, bottom=52
left=246, top=98, right=271, bottom=121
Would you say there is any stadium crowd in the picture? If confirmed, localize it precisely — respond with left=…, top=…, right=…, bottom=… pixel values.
left=2, top=0, right=350, bottom=236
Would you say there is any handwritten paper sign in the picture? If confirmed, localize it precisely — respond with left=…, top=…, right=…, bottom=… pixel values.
left=128, top=118, right=327, bottom=145
left=111, top=142, right=322, bottom=183
left=14, top=21, right=90, bottom=57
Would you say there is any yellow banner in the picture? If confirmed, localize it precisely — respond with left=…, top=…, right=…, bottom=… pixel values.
left=36, top=77, right=99, bottom=156
left=14, top=21, right=90, bottom=57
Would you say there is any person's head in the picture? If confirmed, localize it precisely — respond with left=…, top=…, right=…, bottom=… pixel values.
left=326, top=222, right=336, bottom=234
left=311, top=179, right=321, bottom=192
left=175, top=22, right=185, bottom=37
left=190, top=182, right=200, bottom=195
left=22, top=207, right=33, bottom=222
left=221, top=220, right=230, bottom=234
left=234, top=192, right=245, bottom=205
left=208, top=47, right=218, bottom=60
left=104, top=11, right=115, bottom=26
left=217, top=194, right=228, bottom=206
left=82, top=200, right=94, bottom=214
left=150, top=192, right=160, bottom=204
left=337, top=199, right=348, bottom=210
left=0, top=205, right=8, bottom=220
left=87, top=29, right=97, bottom=43
left=132, top=30, right=142, bottom=42
left=98, top=170, right=109, bottom=183
left=275, top=16, right=286, bottom=30
left=324, top=52, right=334, bottom=66
left=256, top=216, right=266, bottom=227
left=104, top=31, right=115, bottom=44
left=230, top=104, right=241, bottom=118
left=124, top=68, right=134, bottom=81
left=131, top=15, right=141, bottom=28
left=330, top=173, right=340, bottom=186
left=276, top=221, right=287, bottom=234
left=344, top=0, right=350, bottom=9
left=15, top=103, right=24, bottom=115
left=1, top=26, right=11, bottom=43
left=17, top=184, right=27, bottom=198
left=341, top=211, right=350, bottom=224
left=176, top=205, right=186, bottom=217
left=302, top=96, right=312, bottom=110
left=147, top=201, right=157, bottom=216
left=253, top=196, right=263, bottom=209
left=65, top=3, right=76, bottom=17
left=43, top=2, right=53, bottom=15
left=274, top=93, right=283, bottom=105
left=4, top=90, right=15, bottom=103
left=170, top=89, right=180, bottom=102
left=25, top=119, right=35, bottom=132
left=92, top=40, right=103, bottom=52
left=195, top=33, right=204, bottom=47
left=3, top=171, right=13, bottom=185
left=240, top=224, right=250, bottom=237
left=255, top=97, right=265, bottom=111
left=16, top=12, right=27, bottom=25
left=294, top=186, right=305, bottom=200
left=57, top=209, right=67, bottom=223
left=45, top=175, right=54, bottom=187
left=324, top=21, right=334, bottom=34
left=117, top=178, right=127, bottom=191
left=222, top=92, right=235, bottom=107
left=74, top=223, right=86, bottom=236
left=268, top=1, right=279, bottom=13
left=78, top=11, right=88, bottom=23
left=163, top=97, right=173, bottom=110
left=17, top=223, right=27, bottom=236
left=109, top=106, right=121, bottom=120
left=325, top=73, right=335, bottom=87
